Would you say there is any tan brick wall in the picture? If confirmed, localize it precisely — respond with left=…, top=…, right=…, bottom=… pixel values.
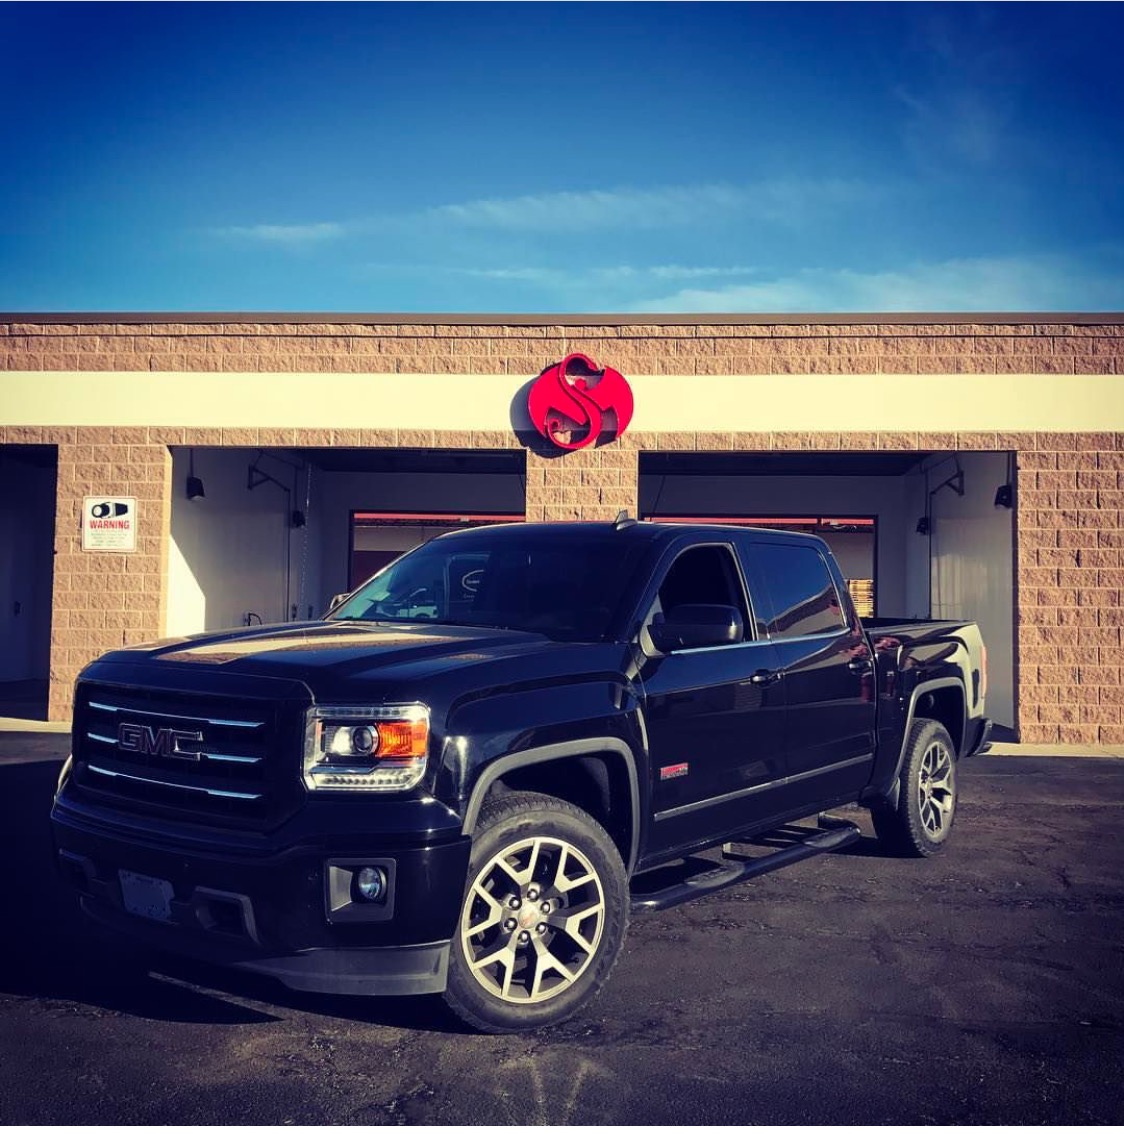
left=2, top=318, right=1121, bottom=375
left=526, top=444, right=638, bottom=522
left=38, top=430, right=172, bottom=720
left=4, top=318, right=1124, bottom=738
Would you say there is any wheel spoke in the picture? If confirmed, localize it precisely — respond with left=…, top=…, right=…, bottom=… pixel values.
left=552, top=846, right=595, bottom=894
left=469, top=939, right=518, bottom=999
left=466, top=882, right=504, bottom=937
left=493, top=851, right=530, bottom=889
left=920, top=799, right=934, bottom=832
left=528, top=935, right=576, bottom=1000
left=547, top=898, right=605, bottom=952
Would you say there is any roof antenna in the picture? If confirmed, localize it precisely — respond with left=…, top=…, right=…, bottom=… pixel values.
left=614, top=509, right=637, bottom=530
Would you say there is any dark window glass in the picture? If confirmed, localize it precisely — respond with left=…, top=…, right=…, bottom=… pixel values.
left=655, top=545, right=750, bottom=626
left=329, top=533, right=646, bottom=642
left=751, top=543, right=845, bottom=639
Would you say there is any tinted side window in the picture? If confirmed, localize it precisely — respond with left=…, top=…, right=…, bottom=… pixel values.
left=656, top=544, right=750, bottom=627
left=752, top=543, right=845, bottom=639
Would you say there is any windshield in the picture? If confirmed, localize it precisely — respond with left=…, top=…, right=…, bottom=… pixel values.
left=329, top=531, right=647, bottom=642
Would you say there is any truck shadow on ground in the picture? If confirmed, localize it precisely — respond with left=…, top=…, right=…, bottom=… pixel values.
left=0, top=754, right=460, bottom=1033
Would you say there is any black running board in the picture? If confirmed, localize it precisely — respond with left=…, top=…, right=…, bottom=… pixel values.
left=630, top=816, right=862, bottom=914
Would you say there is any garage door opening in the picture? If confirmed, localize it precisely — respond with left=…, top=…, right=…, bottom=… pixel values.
left=168, top=446, right=525, bottom=636
left=0, top=444, right=57, bottom=721
left=640, top=449, right=1016, bottom=730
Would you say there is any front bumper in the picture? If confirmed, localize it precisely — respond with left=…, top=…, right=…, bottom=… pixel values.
left=51, top=788, right=471, bottom=997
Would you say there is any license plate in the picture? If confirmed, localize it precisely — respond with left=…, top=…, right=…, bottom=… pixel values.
left=119, top=870, right=174, bottom=922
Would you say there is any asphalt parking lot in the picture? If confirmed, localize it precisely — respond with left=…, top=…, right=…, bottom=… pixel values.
left=1, top=732, right=1122, bottom=1125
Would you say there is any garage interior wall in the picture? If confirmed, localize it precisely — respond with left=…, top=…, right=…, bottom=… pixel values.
left=899, top=452, right=1015, bottom=726
left=169, top=448, right=321, bottom=634
left=927, top=452, right=1016, bottom=729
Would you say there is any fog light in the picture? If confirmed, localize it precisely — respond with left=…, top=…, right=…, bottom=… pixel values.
left=355, top=866, right=387, bottom=903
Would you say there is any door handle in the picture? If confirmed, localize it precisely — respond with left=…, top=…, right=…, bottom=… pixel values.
left=750, top=669, right=781, bottom=686
left=848, top=658, right=873, bottom=673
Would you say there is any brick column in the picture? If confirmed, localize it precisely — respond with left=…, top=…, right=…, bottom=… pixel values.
left=49, top=431, right=172, bottom=720
left=1015, top=432, right=1124, bottom=746
left=524, top=443, right=638, bottom=522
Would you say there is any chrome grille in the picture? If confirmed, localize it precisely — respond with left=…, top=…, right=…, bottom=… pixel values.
left=73, top=683, right=293, bottom=825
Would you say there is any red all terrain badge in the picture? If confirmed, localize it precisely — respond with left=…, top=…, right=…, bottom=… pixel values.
left=527, top=353, right=634, bottom=451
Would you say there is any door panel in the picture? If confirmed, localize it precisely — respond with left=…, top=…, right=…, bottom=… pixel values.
left=642, top=640, right=786, bottom=856
left=770, top=627, right=875, bottom=792
left=738, top=536, right=876, bottom=805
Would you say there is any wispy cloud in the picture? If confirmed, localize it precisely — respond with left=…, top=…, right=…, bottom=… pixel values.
left=628, top=255, right=1124, bottom=313
left=216, top=222, right=346, bottom=243
left=447, top=264, right=759, bottom=284
left=425, top=180, right=876, bottom=232
left=212, top=178, right=878, bottom=246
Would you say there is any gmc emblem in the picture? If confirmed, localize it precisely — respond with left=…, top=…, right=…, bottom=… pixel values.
left=117, top=722, right=203, bottom=760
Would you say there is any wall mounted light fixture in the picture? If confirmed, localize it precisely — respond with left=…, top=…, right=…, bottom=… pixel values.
left=994, top=454, right=1015, bottom=509
left=186, top=450, right=205, bottom=501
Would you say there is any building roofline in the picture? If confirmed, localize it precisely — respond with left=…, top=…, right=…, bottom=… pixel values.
left=2, top=311, right=1123, bottom=326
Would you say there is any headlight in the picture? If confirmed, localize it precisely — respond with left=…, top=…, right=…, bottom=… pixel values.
left=304, top=704, right=430, bottom=792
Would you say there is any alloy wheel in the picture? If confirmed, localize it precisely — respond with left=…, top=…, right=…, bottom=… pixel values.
left=460, top=835, right=606, bottom=1005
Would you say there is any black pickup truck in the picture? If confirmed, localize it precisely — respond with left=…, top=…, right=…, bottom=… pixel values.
left=52, top=519, right=991, bottom=1033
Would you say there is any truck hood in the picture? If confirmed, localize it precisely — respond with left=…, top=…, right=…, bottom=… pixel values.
left=93, top=620, right=603, bottom=690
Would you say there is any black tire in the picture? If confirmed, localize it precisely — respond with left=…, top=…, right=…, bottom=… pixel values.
left=871, top=718, right=958, bottom=857
left=443, top=790, right=629, bottom=1034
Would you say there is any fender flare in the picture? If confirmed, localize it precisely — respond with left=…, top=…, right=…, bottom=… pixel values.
left=461, top=738, right=642, bottom=874
left=882, top=677, right=967, bottom=807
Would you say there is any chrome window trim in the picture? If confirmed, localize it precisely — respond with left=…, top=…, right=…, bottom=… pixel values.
left=672, top=639, right=779, bottom=657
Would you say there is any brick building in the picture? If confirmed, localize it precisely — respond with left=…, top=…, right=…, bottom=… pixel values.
left=2, top=312, right=1123, bottom=745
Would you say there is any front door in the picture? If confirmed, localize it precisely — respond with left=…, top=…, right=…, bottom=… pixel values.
left=638, top=543, right=787, bottom=860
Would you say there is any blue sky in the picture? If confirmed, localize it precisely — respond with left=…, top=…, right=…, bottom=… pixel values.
left=2, top=1, right=1123, bottom=313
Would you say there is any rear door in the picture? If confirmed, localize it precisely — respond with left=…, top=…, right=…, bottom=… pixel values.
left=738, top=535, right=876, bottom=806
left=638, top=541, right=787, bottom=859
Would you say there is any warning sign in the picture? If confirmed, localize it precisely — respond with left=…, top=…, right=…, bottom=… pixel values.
left=82, top=497, right=137, bottom=552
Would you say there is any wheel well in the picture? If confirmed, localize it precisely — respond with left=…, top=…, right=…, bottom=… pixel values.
left=914, top=686, right=964, bottom=753
left=485, top=754, right=634, bottom=867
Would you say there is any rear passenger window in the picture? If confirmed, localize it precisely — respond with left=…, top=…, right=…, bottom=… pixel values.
left=752, top=544, right=845, bottom=639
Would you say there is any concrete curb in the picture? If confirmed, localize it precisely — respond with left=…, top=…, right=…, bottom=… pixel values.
left=0, top=718, right=70, bottom=734
left=984, top=742, right=1124, bottom=759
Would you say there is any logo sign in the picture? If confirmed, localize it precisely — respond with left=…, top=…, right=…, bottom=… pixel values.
left=527, top=353, right=634, bottom=451
left=117, top=722, right=203, bottom=760
left=82, top=497, right=137, bottom=552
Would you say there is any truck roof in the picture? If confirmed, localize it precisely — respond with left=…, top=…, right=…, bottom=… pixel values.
left=430, top=519, right=829, bottom=551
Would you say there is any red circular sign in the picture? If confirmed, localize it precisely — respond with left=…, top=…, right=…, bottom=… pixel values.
left=527, top=353, right=634, bottom=451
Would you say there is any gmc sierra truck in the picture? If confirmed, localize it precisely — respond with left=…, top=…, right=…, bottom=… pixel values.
left=52, top=519, right=991, bottom=1033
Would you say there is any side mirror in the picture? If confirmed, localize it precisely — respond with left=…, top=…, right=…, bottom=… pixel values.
left=649, top=604, right=744, bottom=653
